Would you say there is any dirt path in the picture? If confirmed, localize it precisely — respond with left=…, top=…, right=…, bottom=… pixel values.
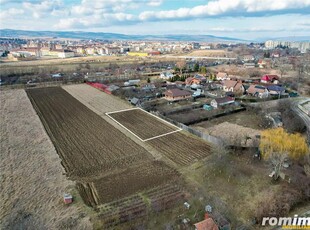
left=0, top=89, right=91, bottom=229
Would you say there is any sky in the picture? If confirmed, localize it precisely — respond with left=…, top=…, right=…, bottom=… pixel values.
left=0, top=0, right=310, bottom=40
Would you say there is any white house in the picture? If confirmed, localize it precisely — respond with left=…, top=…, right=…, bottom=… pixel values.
left=211, top=97, right=235, bottom=108
left=160, top=71, right=174, bottom=79
left=216, top=72, right=229, bottom=81
left=58, top=50, right=75, bottom=58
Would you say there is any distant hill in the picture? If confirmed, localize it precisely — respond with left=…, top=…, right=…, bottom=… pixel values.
left=0, top=29, right=247, bottom=42
left=271, top=36, right=310, bottom=42
left=256, top=36, right=310, bottom=42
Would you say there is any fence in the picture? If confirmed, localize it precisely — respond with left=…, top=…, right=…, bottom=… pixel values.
left=86, top=82, right=112, bottom=94
left=152, top=111, right=225, bottom=146
left=182, top=107, right=246, bottom=126
left=163, top=103, right=205, bottom=116
left=298, top=102, right=310, bottom=116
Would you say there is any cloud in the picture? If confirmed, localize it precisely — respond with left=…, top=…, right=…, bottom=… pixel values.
left=55, top=0, right=164, bottom=29
left=208, top=27, right=289, bottom=32
left=139, top=0, right=310, bottom=21
left=53, top=0, right=310, bottom=30
left=0, top=0, right=26, bottom=4
left=23, top=0, right=62, bottom=19
left=54, top=13, right=137, bottom=29
left=299, top=22, right=310, bottom=27
left=148, top=0, right=163, bottom=7
left=71, top=0, right=141, bottom=15
left=0, top=8, right=24, bottom=19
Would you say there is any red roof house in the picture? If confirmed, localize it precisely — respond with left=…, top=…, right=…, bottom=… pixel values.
left=194, top=214, right=219, bottom=230
left=261, top=75, right=279, bottom=83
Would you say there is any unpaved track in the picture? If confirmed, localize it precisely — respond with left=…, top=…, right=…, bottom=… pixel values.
left=63, top=84, right=132, bottom=115
left=0, top=89, right=91, bottom=229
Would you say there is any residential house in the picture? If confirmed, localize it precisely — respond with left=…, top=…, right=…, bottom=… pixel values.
left=164, top=88, right=191, bottom=101
left=124, top=79, right=140, bottom=86
left=130, top=97, right=140, bottom=106
left=222, top=80, right=244, bottom=94
left=10, top=47, right=41, bottom=57
left=243, top=63, right=255, bottom=68
left=192, top=89, right=204, bottom=98
left=194, top=218, right=218, bottom=230
left=242, top=55, right=255, bottom=62
left=211, top=212, right=231, bottom=230
left=107, top=85, right=120, bottom=92
left=216, top=72, right=229, bottom=81
left=41, top=47, right=51, bottom=56
left=261, top=75, right=279, bottom=84
left=48, top=49, right=62, bottom=56
left=247, top=85, right=269, bottom=98
left=185, top=75, right=206, bottom=86
left=85, top=47, right=95, bottom=55
left=257, top=59, right=267, bottom=68
left=76, top=46, right=86, bottom=55
left=58, top=50, right=75, bottom=58
left=141, top=83, right=156, bottom=91
left=174, top=81, right=186, bottom=87
left=166, top=83, right=178, bottom=90
left=272, top=51, right=280, bottom=58
left=106, top=46, right=120, bottom=55
left=96, top=47, right=106, bottom=55
left=55, top=44, right=63, bottom=50
left=211, top=97, right=235, bottom=108
left=148, top=51, right=161, bottom=55
left=160, top=71, right=174, bottom=79
left=266, top=85, right=285, bottom=97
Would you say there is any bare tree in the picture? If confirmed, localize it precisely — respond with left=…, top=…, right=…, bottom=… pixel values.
left=269, top=152, right=288, bottom=180
left=176, top=60, right=186, bottom=77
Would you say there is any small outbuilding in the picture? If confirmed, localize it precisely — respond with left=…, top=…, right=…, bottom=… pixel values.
left=211, top=97, right=235, bottom=108
left=63, top=194, right=73, bottom=204
left=203, top=104, right=213, bottom=111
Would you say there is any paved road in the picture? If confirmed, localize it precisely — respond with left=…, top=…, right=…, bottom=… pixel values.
left=164, top=55, right=237, bottom=60
left=250, top=97, right=310, bottom=132
left=292, top=98, right=310, bottom=130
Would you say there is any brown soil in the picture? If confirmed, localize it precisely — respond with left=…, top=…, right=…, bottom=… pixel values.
left=148, top=132, right=212, bottom=166
left=108, top=108, right=177, bottom=140
left=0, top=89, right=92, bottom=229
left=26, top=87, right=152, bottom=179
left=26, top=87, right=182, bottom=211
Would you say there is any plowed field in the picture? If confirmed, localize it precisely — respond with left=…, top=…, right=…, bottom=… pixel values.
left=27, top=87, right=151, bottom=178
left=26, top=87, right=181, bottom=207
left=90, top=161, right=179, bottom=203
left=148, top=132, right=212, bottom=166
left=107, top=108, right=179, bottom=140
